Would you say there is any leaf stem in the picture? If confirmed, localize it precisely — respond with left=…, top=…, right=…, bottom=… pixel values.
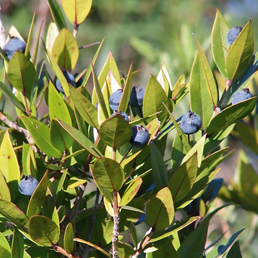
left=112, top=190, right=120, bottom=258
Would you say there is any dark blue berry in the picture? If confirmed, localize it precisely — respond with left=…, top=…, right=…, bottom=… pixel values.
left=56, top=71, right=76, bottom=92
left=110, top=111, right=129, bottom=122
left=232, top=88, right=252, bottom=104
left=130, top=125, right=150, bottom=147
left=180, top=111, right=202, bottom=135
left=130, top=86, right=145, bottom=107
left=18, top=175, right=38, bottom=196
left=4, top=37, right=26, bottom=60
left=109, top=89, right=123, bottom=111
left=227, top=26, right=242, bottom=45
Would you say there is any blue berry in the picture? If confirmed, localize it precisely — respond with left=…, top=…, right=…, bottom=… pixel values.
left=111, top=111, right=129, bottom=122
left=4, top=37, right=26, bottom=60
left=180, top=111, right=202, bottom=135
left=56, top=71, right=76, bottom=92
left=109, top=89, right=123, bottom=111
left=227, top=26, right=242, bottom=45
left=130, top=86, right=145, bottom=107
left=18, top=175, right=38, bottom=196
left=130, top=125, right=149, bottom=147
left=232, top=88, right=252, bottom=104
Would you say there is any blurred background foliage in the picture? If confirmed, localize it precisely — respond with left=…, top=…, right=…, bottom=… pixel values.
left=1, top=0, right=258, bottom=256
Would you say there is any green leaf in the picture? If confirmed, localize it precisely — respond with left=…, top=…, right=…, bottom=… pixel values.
left=143, top=75, right=169, bottom=127
left=118, top=242, right=134, bottom=258
left=57, top=119, right=102, bottom=158
left=168, top=152, right=197, bottom=202
left=225, top=21, right=254, bottom=80
left=149, top=141, right=168, bottom=191
left=0, top=231, right=11, bottom=258
left=61, top=0, right=92, bottom=25
left=52, top=28, right=79, bottom=70
left=64, top=223, right=74, bottom=254
left=48, top=81, right=72, bottom=124
left=0, top=131, right=20, bottom=200
left=206, top=97, right=257, bottom=135
left=11, top=228, right=24, bottom=258
left=28, top=215, right=60, bottom=247
left=47, top=0, right=67, bottom=31
left=189, top=39, right=218, bottom=128
left=92, top=157, right=124, bottom=193
left=146, top=187, right=174, bottom=230
left=226, top=240, right=242, bottom=258
left=211, top=9, right=229, bottom=78
left=0, top=199, right=28, bottom=230
left=99, top=114, right=132, bottom=147
left=120, top=177, right=142, bottom=206
left=26, top=171, right=49, bottom=218
left=0, top=172, right=11, bottom=201
left=0, top=82, right=25, bottom=111
left=69, top=85, right=99, bottom=129
left=157, top=63, right=172, bottom=96
left=20, top=116, right=62, bottom=158
left=74, top=238, right=111, bottom=257
left=7, top=52, right=36, bottom=99
left=24, top=12, right=36, bottom=58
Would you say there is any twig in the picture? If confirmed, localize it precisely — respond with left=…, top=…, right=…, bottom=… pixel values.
left=112, top=190, right=120, bottom=258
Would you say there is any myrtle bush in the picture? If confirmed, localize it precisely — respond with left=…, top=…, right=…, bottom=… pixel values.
left=0, top=1, right=257, bottom=258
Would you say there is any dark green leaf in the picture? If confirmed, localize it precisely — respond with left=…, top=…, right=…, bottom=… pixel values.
left=226, top=240, right=242, bottom=258
left=11, top=228, right=24, bottom=258
left=0, top=172, right=11, bottom=201
left=64, top=223, right=74, bottom=254
left=0, top=231, right=11, bottom=258
left=47, top=0, right=67, bottom=30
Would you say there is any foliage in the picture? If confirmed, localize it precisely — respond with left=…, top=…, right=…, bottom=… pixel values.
left=0, top=1, right=257, bottom=258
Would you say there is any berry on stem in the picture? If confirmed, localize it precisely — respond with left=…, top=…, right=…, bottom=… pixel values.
left=109, top=89, right=123, bottom=111
left=111, top=111, right=129, bottom=122
left=18, top=175, right=38, bottom=196
left=130, top=125, right=150, bottom=147
left=130, top=85, right=145, bottom=107
left=56, top=71, right=76, bottom=93
left=4, top=37, right=26, bottom=60
left=227, top=26, right=242, bottom=45
left=232, top=88, right=252, bottom=104
left=180, top=111, right=202, bottom=135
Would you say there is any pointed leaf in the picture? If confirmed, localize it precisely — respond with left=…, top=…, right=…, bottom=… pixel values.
left=168, top=152, right=198, bottom=202
left=92, top=157, right=124, bottom=192
left=149, top=141, right=168, bottom=191
left=11, top=228, right=24, bottom=258
left=226, top=240, right=242, bottom=258
left=0, top=232, right=11, bottom=258
left=226, top=21, right=254, bottom=80
left=211, top=9, right=229, bottom=78
left=0, top=131, right=20, bottom=199
left=146, top=187, right=174, bottom=230
left=64, top=223, right=74, bottom=254
left=0, top=171, right=11, bottom=201
left=52, top=28, right=79, bottom=70
left=24, top=12, right=36, bottom=58
left=7, top=52, right=36, bottom=98
left=61, top=0, right=92, bottom=26
left=99, top=114, right=132, bottom=147
left=28, top=215, right=60, bottom=247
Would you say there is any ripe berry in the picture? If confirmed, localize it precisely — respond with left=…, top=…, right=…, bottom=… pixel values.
left=130, top=125, right=150, bottom=147
left=56, top=71, right=76, bottom=92
left=4, top=37, right=26, bottom=60
left=111, top=111, right=129, bottom=122
left=109, top=89, right=123, bottom=111
left=180, top=111, right=202, bottom=135
left=18, top=175, right=38, bottom=196
left=130, top=85, right=145, bottom=107
left=232, top=88, right=252, bottom=104
left=227, top=26, right=242, bottom=45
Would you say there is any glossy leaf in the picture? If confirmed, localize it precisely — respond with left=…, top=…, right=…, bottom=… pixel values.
left=149, top=141, right=168, bottom=191
left=28, top=215, right=60, bottom=247
left=61, top=0, right=92, bottom=25
left=0, top=231, right=11, bottom=258
left=20, top=117, right=62, bottom=158
left=48, top=81, right=72, bottom=124
left=0, top=172, right=11, bottom=201
left=120, top=177, right=142, bottom=206
left=0, top=199, right=28, bottom=230
left=206, top=97, right=257, bottom=135
left=26, top=171, right=49, bottom=218
left=47, top=0, right=67, bottom=31
left=46, top=22, right=59, bottom=53
left=146, top=239, right=178, bottom=258
left=143, top=75, right=169, bottom=127
left=157, top=63, right=172, bottom=96
left=226, top=21, right=254, bottom=80
left=189, top=41, right=217, bottom=129
left=146, top=187, right=174, bottom=230
left=92, top=157, right=124, bottom=193
left=57, top=119, right=102, bottom=158
left=0, top=82, right=25, bottom=111
left=118, top=242, right=134, bottom=258
left=64, top=223, right=74, bottom=254
left=0, top=131, right=20, bottom=200
left=52, top=28, right=79, bottom=70
left=226, top=241, right=242, bottom=258
left=211, top=9, right=229, bottom=78
left=69, top=85, right=99, bottom=129
left=168, top=152, right=197, bottom=202
left=7, top=52, right=36, bottom=98
left=99, top=114, right=132, bottom=147
left=11, top=228, right=24, bottom=258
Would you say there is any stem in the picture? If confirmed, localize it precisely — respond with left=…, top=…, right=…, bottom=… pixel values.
left=112, top=190, right=120, bottom=258
left=79, top=42, right=101, bottom=49
left=23, top=90, right=31, bottom=116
